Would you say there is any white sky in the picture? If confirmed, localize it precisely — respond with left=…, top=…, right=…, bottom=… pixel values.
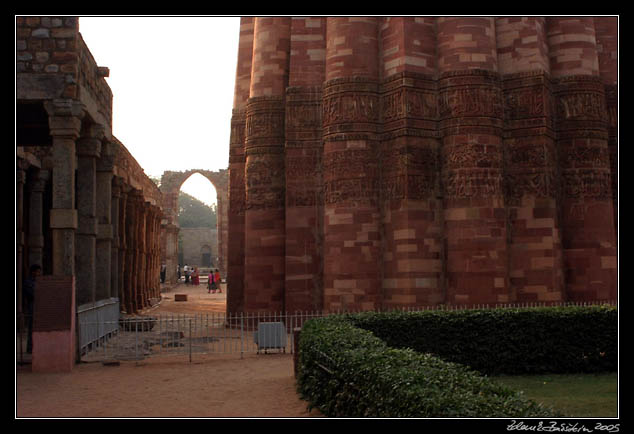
left=78, top=16, right=241, bottom=206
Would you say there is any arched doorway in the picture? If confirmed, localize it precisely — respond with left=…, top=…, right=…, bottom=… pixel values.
left=159, top=169, right=228, bottom=284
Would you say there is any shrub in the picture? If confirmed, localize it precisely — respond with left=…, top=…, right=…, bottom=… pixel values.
left=350, top=306, right=617, bottom=375
left=296, top=315, right=562, bottom=418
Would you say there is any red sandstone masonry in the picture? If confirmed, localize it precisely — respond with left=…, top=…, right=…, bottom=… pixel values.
left=243, top=18, right=291, bottom=312
left=379, top=18, right=444, bottom=308
left=497, top=16, right=565, bottom=302
left=322, top=17, right=382, bottom=312
left=285, top=19, right=325, bottom=311
left=496, top=17, right=550, bottom=74
left=437, top=17, right=498, bottom=72
left=547, top=17, right=599, bottom=77
left=227, top=17, right=254, bottom=313
left=438, top=17, right=508, bottom=305
left=594, top=17, right=618, bottom=236
left=547, top=17, right=617, bottom=301
left=226, top=16, right=618, bottom=313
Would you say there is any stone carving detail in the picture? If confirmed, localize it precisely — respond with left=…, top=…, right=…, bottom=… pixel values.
left=285, top=88, right=323, bottom=133
left=504, top=86, right=547, bottom=119
left=505, top=171, right=557, bottom=202
left=557, top=92, right=607, bottom=122
left=439, top=86, right=503, bottom=119
left=554, top=76, right=608, bottom=128
left=561, top=170, right=612, bottom=200
left=322, top=92, right=379, bottom=125
left=323, top=177, right=379, bottom=206
left=559, top=144, right=610, bottom=169
left=443, top=170, right=504, bottom=198
left=245, top=156, right=285, bottom=210
left=442, top=143, right=503, bottom=170
left=245, top=96, right=285, bottom=148
left=383, top=88, right=437, bottom=122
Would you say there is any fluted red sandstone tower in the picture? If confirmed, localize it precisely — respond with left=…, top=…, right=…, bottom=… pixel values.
left=227, top=17, right=618, bottom=314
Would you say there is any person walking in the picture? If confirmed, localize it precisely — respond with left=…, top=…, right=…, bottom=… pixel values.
left=214, top=269, right=222, bottom=293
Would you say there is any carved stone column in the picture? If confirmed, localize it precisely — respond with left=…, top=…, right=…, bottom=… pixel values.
left=594, top=17, right=618, bottom=240
left=135, top=201, right=147, bottom=309
left=379, top=17, right=444, bottom=309
left=243, top=17, right=291, bottom=312
left=124, top=191, right=140, bottom=314
left=284, top=17, right=326, bottom=312
left=496, top=17, right=565, bottom=302
left=322, top=17, right=382, bottom=312
left=437, top=17, right=508, bottom=305
left=111, top=177, right=122, bottom=300
left=28, top=169, right=50, bottom=270
left=16, top=160, right=27, bottom=311
left=118, top=185, right=129, bottom=312
left=228, top=17, right=254, bottom=313
left=162, top=222, right=179, bottom=285
left=75, top=124, right=103, bottom=306
left=547, top=17, right=617, bottom=301
left=44, top=99, right=84, bottom=276
left=96, top=139, right=114, bottom=301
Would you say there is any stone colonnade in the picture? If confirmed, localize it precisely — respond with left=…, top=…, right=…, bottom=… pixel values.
left=17, top=16, right=165, bottom=371
left=227, top=17, right=618, bottom=314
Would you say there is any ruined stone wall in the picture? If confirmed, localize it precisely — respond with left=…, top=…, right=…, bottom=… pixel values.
left=227, top=16, right=618, bottom=313
left=180, top=227, right=218, bottom=268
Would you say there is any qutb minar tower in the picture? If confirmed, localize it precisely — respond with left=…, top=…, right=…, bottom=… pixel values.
left=226, top=17, right=618, bottom=314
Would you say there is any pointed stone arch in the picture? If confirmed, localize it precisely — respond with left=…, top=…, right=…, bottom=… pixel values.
left=159, top=169, right=228, bottom=283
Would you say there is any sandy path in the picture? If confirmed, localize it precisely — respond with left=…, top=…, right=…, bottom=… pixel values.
left=15, top=283, right=323, bottom=418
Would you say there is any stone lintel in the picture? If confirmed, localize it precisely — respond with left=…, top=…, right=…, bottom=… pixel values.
left=49, top=208, right=78, bottom=229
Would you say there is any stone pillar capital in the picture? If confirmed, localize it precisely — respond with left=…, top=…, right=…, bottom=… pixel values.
left=44, top=99, right=85, bottom=139
left=77, top=127, right=103, bottom=158
left=29, top=169, right=50, bottom=193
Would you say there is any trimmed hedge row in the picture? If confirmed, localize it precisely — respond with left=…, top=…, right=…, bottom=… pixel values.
left=350, top=306, right=618, bottom=375
left=296, top=315, right=562, bottom=418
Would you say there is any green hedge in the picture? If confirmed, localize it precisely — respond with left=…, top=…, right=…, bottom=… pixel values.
left=350, top=306, right=618, bottom=375
left=296, top=315, right=562, bottom=418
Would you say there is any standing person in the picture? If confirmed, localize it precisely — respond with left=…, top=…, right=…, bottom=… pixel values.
left=207, top=270, right=214, bottom=294
left=184, top=264, right=190, bottom=284
left=22, top=264, right=41, bottom=354
left=177, top=264, right=181, bottom=281
left=193, top=267, right=200, bottom=286
left=214, top=269, right=222, bottom=294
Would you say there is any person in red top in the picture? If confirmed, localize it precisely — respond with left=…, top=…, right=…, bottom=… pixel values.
left=214, top=269, right=221, bottom=293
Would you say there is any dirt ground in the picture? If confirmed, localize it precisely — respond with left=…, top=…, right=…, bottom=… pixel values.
left=15, top=282, right=324, bottom=419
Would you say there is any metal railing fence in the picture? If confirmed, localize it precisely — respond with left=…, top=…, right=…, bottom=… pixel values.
left=76, top=300, right=616, bottom=363
left=78, top=311, right=325, bottom=363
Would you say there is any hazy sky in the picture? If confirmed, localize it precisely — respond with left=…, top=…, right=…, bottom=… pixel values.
left=78, top=16, right=241, bottom=205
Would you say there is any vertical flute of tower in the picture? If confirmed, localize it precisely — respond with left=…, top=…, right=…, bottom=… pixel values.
left=322, top=17, right=382, bottom=311
left=594, top=17, right=618, bottom=249
left=437, top=17, right=509, bottom=304
left=227, top=17, right=254, bottom=313
left=284, top=17, right=327, bottom=312
left=379, top=18, right=444, bottom=308
left=243, top=17, right=291, bottom=312
left=496, top=17, right=565, bottom=302
left=546, top=17, right=617, bottom=301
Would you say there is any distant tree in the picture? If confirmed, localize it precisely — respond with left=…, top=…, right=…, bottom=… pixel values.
left=178, top=191, right=217, bottom=228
